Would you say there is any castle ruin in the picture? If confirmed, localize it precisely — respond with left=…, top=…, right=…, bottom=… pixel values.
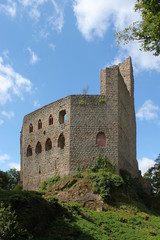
left=21, top=57, right=139, bottom=190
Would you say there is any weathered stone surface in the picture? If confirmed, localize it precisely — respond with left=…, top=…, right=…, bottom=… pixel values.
left=56, top=177, right=104, bottom=211
left=21, top=57, right=139, bottom=190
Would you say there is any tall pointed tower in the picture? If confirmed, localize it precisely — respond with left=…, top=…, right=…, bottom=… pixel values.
left=100, top=57, right=138, bottom=177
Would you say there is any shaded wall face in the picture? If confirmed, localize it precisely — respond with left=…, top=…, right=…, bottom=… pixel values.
left=118, top=72, right=138, bottom=177
left=101, top=62, right=138, bottom=177
left=21, top=97, right=71, bottom=190
left=69, top=96, right=119, bottom=171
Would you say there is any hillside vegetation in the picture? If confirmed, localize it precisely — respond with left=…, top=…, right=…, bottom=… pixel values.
left=0, top=156, right=160, bottom=240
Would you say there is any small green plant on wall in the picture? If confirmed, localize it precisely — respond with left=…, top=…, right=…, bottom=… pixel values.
left=79, top=99, right=85, bottom=105
left=98, top=96, right=106, bottom=103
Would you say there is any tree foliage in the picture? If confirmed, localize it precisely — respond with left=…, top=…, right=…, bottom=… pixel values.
left=6, top=169, right=20, bottom=190
left=0, top=171, right=9, bottom=190
left=144, top=162, right=160, bottom=196
left=0, top=169, right=20, bottom=190
left=0, top=202, right=31, bottom=240
left=155, top=154, right=160, bottom=163
left=116, top=0, right=160, bottom=56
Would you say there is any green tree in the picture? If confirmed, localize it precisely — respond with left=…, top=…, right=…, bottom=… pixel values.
left=0, top=171, right=9, bottom=190
left=144, top=162, right=160, bottom=196
left=116, top=0, right=160, bottom=56
left=6, top=169, right=20, bottom=190
left=0, top=169, right=20, bottom=190
left=155, top=153, right=160, bottom=163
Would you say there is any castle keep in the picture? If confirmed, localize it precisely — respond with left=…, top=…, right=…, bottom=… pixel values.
left=21, top=57, right=139, bottom=190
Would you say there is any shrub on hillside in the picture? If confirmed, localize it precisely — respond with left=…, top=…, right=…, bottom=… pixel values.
left=120, top=169, right=149, bottom=205
left=0, top=190, right=59, bottom=238
left=89, top=156, right=124, bottom=201
left=0, top=202, right=32, bottom=240
left=39, top=174, right=60, bottom=192
left=91, top=155, right=115, bottom=173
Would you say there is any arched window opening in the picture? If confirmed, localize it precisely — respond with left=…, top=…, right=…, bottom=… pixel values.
left=27, top=145, right=32, bottom=157
left=35, top=141, right=42, bottom=154
left=29, top=123, right=33, bottom=133
left=96, top=132, right=106, bottom=147
left=59, top=110, right=66, bottom=124
left=45, top=138, right=52, bottom=151
left=58, top=133, right=65, bottom=149
left=38, top=119, right=42, bottom=129
left=49, top=114, right=53, bottom=125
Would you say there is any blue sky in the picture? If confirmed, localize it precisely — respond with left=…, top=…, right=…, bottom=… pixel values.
left=0, top=0, right=159, bottom=175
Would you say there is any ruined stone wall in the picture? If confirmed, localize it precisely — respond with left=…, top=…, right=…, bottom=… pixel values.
left=100, top=57, right=138, bottom=177
left=100, top=65, right=120, bottom=171
left=118, top=71, right=134, bottom=174
left=69, top=95, right=118, bottom=171
left=21, top=97, right=71, bottom=190
left=118, top=58, right=138, bottom=177
left=21, top=57, right=139, bottom=190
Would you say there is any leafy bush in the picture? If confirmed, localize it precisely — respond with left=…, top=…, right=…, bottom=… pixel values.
left=91, top=155, right=115, bottom=173
left=13, top=183, right=23, bottom=191
left=91, top=170, right=123, bottom=201
left=74, top=167, right=83, bottom=179
left=0, top=202, right=32, bottom=240
left=120, top=169, right=133, bottom=186
left=0, top=190, right=59, bottom=238
left=39, top=174, right=60, bottom=192
left=120, top=169, right=149, bottom=205
left=90, top=156, right=123, bottom=201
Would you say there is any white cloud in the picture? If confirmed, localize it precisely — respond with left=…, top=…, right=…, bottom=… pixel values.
left=136, top=100, right=160, bottom=121
left=0, top=0, right=66, bottom=35
left=73, top=0, right=160, bottom=72
left=1, top=110, right=14, bottom=119
left=33, top=100, right=40, bottom=108
left=8, top=162, right=20, bottom=171
left=2, top=50, right=9, bottom=59
left=73, top=0, right=138, bottom=41
left=20, top=0, right=47, bottom=7
left=0, top=55, right=32, bottom=105
left=40, top=29, right=50, bottom=39
left=110, top=54, right=124, bottom=66
left=28, top=48, right=39, bottom=64
left=0, top=119, right=4, bottom=125
left=49, top=42, right=56, bottom=51
left=29, top=7, right=40, bottom=21
left=47, top=0, right=64, bottom=32
left=0, top=154, right=10, bottom=163
left=113, top=42, right=160, bottom=73
left=20, top=0, right=65, bottom=33
left=0, top=0, right=16, bottom=17
left=138, top=157, right=155, bottom=175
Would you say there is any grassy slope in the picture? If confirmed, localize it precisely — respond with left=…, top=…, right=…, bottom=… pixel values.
left=37, top=202, right=160, bottom=240
left=1, top=189, right=159, bottom=240
left=1, top=161, right=160, bottom=240
left=36, top=166, right=160, bottom=240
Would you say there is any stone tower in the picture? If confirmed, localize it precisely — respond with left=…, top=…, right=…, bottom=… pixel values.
left=21, top=57, right=139, bottom=190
